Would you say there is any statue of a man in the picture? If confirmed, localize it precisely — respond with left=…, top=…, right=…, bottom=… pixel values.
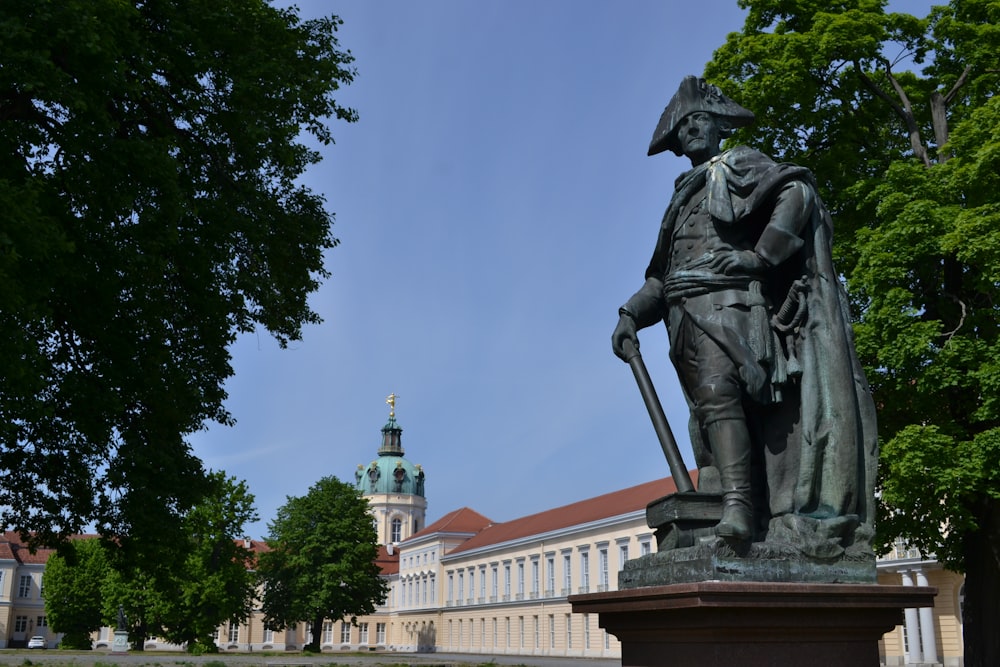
left=612, top=76, right=877, bottom=556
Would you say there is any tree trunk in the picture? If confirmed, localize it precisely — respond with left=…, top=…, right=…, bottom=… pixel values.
left=131, top=622, right=147, bottom=651
left=930, top=92, right=950, bottom=161
left=306, top=614, right=323, bottom=652
left=962, top=500, right=1000, bottom=667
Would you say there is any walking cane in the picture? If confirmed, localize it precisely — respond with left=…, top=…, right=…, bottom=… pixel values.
left=622, top=338, right=695, bottom=493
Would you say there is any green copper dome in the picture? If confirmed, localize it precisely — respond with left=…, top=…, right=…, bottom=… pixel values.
left=355, top=415, right=426, bottom=497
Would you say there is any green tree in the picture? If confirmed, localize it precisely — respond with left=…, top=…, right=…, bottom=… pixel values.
left=258, top=476, right=388, bottom=652
left=705, top=1, right=1000, bottom=663
left=0, top=0, right=356, bottom=559
left=101, top=472, right=259, bottom=652
left=42, top=538, right=109, bottom=649
left=158, top=472, right=259, bottom=652
left=102, top=566, right=165, bottom=651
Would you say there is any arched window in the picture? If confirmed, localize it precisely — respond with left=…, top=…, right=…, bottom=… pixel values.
left=391, top=517, right=402, bottom=543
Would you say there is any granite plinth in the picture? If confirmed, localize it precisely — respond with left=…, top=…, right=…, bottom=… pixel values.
left=569, top=581, right=936, bottom=667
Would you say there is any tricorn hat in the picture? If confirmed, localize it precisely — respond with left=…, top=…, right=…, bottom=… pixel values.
left=648, top=76, right=754, bottom=157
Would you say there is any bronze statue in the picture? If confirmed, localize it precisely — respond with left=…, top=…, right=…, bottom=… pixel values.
left=613, top=76, right=877, bottom=559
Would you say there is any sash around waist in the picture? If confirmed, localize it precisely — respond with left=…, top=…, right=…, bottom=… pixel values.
left=661, top=270, right=759, bottom=302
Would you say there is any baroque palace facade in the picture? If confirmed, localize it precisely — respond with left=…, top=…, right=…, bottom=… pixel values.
left=1, top=409, right=965, bottom=665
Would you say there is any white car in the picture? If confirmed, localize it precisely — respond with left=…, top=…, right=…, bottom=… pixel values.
left=27, top=636, right=46, bottom=649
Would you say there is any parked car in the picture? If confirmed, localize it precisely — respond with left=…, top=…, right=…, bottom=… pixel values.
left=27, top=636, right=46, bottom=649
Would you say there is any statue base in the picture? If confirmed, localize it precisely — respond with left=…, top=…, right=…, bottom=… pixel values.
left=569, top=581, right=935, bottom=667
left=111, top=630, right=129, bottom=654
left=636, top=492, right=877, bottom=585
left=620, top=540, right=876, bottom=587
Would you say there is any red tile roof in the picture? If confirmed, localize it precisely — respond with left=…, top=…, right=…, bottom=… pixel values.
left=0, top=531, right=98, bottom=564
left=446, top=475, right=689, bottom=555
left=407, top=507, right=493, bottom=542
left=376, top=544, right=400, bottom=575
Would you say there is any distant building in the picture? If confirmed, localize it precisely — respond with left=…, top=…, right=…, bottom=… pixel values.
left=0, top=536, right=54, bottom=648
left=1, top=404, right=965, bottom=665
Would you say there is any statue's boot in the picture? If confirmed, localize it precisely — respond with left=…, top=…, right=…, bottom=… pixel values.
left=707, top=418, right=753, bottom=540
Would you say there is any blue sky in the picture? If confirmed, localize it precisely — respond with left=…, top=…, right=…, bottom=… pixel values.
left=190, top=1, right=756, bottom=539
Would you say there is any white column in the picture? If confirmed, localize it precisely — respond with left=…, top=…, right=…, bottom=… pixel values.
left=900, top=570, right=923, bottom=663
left=915, top=569, right=939, bottom=663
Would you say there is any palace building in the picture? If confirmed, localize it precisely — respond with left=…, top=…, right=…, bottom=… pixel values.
left=0, top=403, right=965, bottom=665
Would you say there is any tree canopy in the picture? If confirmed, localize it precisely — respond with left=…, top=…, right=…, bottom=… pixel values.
left=0, top=0, right=355, bottom=555
left=150, top=472, right=259, bottom=651
left=45, top=472, right=258, bottom=652
left=704, top=0, right=999, bottom=663
left=259, top=476, right=388, bottom=652
left=42, top=537, right=110, bottom=649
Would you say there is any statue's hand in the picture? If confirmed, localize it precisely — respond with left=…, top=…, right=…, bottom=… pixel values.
left=711, top=250, right=767, bottom=275
left=612, top=314, right=638, bottom=362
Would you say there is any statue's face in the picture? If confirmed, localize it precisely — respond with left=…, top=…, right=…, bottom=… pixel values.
left=676, top=111, right=722, bottom=164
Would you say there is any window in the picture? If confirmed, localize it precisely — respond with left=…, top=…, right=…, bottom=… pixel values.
left=36, top=616, right=48, bottom=627
left=619, top=543, right=630, bottom=570
left=503, top=562, right=511, bottom=599
left=640, top=539, right=652, bottom=556
left=533, top=615, right=540, bottom=648
left=479, top=566, right=487, bottom=600
left=531, top=559, right=540, bottom=596
left=519, top=616, right=525, bottom=648
left=359, top=622, right=369, bottom=644
left=457, top=572, right=464, bottom=604
left=264, top=628, right=274, bottom=643
left=566, top=613, right=573, bottom=648
left=447, top=573, right=454, bottom=604
left=228, top=623, right=239, bottom=643
left=341, top=622, right=352, bottom=643
left=491, top=565, right=498, bottom=600
left=517, top=561, right=525, bottom=598
left=599, top=548, right=609, bottom=590
left=580, top=550, right=590, bottom=592
left=548, top=614, right=555, bottom=648
left=18, top=575, right=31, bottom=598
left=391, top=517, right=402, bottom=543
left=563, top=553, right=572, bottom=594
left=468, top=569, right=475, bottom=602
left=546, top=555, right=555, bottom=595
left=322, top=621, right=333, bottom=644
left=14, top=616, right=27, bottom=632
left=505, top=617, right=511, bottom=648
left=584, top=613, right=590, bottom=648
left=492, top=618, right=497, bottom=648
left=480, top=618, right=486, bottom=648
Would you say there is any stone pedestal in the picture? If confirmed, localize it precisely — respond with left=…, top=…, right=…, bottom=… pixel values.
left=570, top=581, right=936, bottom=667
left=111, top=630, right=129, bottom=654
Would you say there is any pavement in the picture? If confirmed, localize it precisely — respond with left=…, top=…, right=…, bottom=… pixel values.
left=0, top=650, right=620, bottom=667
